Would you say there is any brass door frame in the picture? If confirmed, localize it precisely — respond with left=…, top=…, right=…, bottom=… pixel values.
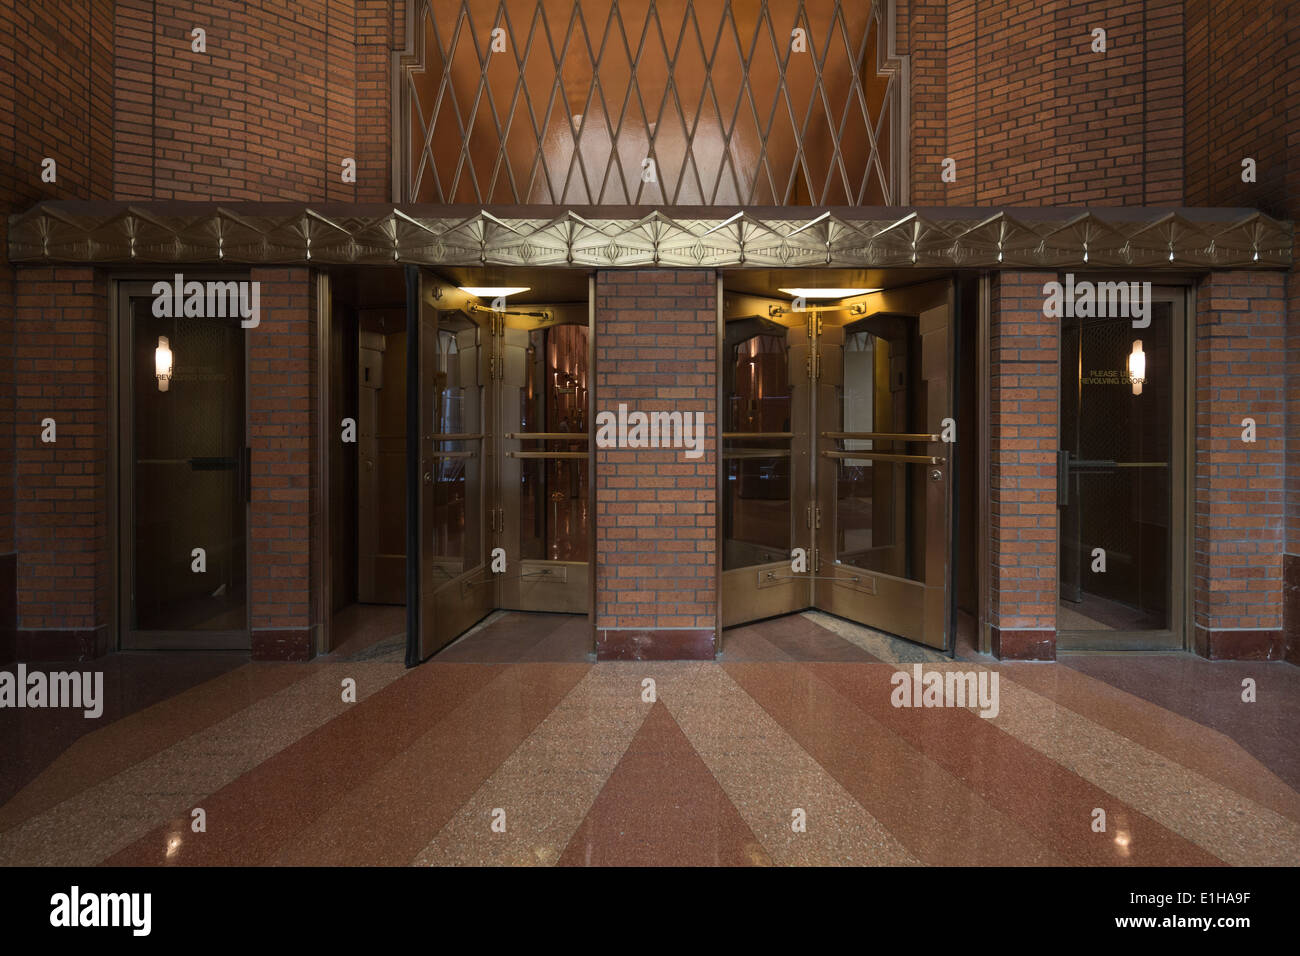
left=406, top=270, right=595, bottom=664
left=315, top=271, right=331, bottom=654
left=495, top=305, right=591, bottom=615
left=1056, top=284, right=1189, bottom=652
left=718, top=304, right=810, bottom=629
left=718, top=279, right=954, bottom=649
left=114, top=278, right=251, bottom=651
left=410, top=273, right=496, bottom=661
left=813, top=280, right=953, bottom=650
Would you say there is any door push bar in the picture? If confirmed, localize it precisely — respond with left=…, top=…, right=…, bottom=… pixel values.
left=821, top=431, right=940, bottom=443
left=506, top=432, right=589, bottom=440
left=1057, top=449, right=1169, bottom=506
left=821, top=450, right=944, bottom=466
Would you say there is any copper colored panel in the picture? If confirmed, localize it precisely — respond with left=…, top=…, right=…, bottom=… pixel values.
left=400, top=0, right=902, bottom=204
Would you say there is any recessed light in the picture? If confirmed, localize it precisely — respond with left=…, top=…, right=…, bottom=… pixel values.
left=459, top=286, right=530, bottom=298
left=778, top=287, right=879, bottom=299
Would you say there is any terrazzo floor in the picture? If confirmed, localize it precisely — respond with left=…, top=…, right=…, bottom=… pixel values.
left=1, top=609, right=1297, bottom=866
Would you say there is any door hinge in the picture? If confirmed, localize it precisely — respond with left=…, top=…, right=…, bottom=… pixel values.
left=805, top=351, right=819, bottom=380
left=812, top=549, right=821, bottom=573
left=806, top=504, right=821, bottom=529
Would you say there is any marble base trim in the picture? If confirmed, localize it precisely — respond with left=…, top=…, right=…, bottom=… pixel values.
left=1193, top=626, right=1285, bottom=661
left=251, top=626, right=314, bottom=661
left=596, top=627, right=716, bottom=661
left=991, top=626, right=1056, bottom=661
left=14, top=624, right=111, bottom=663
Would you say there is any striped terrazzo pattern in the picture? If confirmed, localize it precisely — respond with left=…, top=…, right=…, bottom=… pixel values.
left=1, top=611, right=1297, bottom=866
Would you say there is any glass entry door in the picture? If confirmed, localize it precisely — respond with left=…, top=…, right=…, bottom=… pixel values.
left=412, top=274, right=494, bottom=660
left=498, top=315, right=590, bottom=613
left=721, top=279, right=953, bottom=649
left=1057, top=289, right=1186, bottom=650
left=720, top=314, right=811, bottom=625
left=118, top=282, right=249, bottom=649
left=409, top=271, right=592, bottom=662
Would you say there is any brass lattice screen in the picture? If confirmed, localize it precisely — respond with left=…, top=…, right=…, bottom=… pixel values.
left=398, top=0, right=906, bottom=206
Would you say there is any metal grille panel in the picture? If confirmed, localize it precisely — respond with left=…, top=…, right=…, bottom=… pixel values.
left=398, top=0, right=905, bottom=205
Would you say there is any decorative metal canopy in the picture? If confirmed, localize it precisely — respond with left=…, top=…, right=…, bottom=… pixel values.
left=7, top=204, right=1292, bottom=270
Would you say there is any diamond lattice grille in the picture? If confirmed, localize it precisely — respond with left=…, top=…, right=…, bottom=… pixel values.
left=399, top=0, right=903, bottom=205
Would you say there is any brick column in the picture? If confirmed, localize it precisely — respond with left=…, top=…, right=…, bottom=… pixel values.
left=12, top=266, right=111, bottom=661
left=988, top=272, right=1059, bottom=659
left=248, top=267, right=319, bottom=660
left=1194, top=272, right=1286, bottom=660
left=0, top=228, right=15, bottom=664
left=593, top=270, right=717, bottom=660
left=1287, top=265, right=1300, bottom=665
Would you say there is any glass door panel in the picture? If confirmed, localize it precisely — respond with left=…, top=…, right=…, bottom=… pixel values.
left=499, top=319, right=590, bottom=613
left=1058, top=293, right=1184, bottom=649
left=721, top=315, right=809, bottom=627
left=121, top=288, right=248, bottom=649
left=814, top=287, right=951, bottom=650
left=415, top=274, right=494, bottom=660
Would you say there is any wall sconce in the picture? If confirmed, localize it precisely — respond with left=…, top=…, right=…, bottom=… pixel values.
left=155, top=335, right=173, bottom=392
left=1128, top=339, right=1145, bottom=395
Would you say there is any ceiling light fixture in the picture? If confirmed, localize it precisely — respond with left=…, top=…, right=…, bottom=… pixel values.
left=778, top=287, right=879, bottom=299
left=459, top=286, right=530, bottom=298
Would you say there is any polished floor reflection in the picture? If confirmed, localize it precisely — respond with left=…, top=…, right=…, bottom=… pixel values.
left=1, top=612, right=1297, bottom=866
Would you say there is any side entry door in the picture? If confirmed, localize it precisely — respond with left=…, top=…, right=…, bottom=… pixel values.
left=812, top=280, right=953, bottom=650
left=409, top=270, right=495, bottom=661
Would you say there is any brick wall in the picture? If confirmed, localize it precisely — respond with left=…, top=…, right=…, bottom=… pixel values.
left=248, top=267, right=320, bottom=660
left=905, top=0, right=1184, bottom=206
left=989, top=272, right=1059, bottom=660
left=593, top=270, right=717, bottom=660
left=1194, top=271, right=1287, bottom=660
left=1288, top=265, right=1300, bottom=663
left=1184, top=0, right=1298, bottom=219
left=113, top=0, right=396, bottom=202
left=11, top=267, right=111, bottom=661
left=1, top=0, right=115, bottom=662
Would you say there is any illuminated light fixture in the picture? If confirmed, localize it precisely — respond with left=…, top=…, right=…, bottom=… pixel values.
left=155, top=336, right=173, bottom=392
left=778, top=287, right=879, bottom=299
left=1128, top=339, right=1145, bottom=395
left=458, top=286, right=530, bottom=298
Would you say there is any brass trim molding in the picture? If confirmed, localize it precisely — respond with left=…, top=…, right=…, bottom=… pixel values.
left=7, top=204, right=1292, bottom=270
